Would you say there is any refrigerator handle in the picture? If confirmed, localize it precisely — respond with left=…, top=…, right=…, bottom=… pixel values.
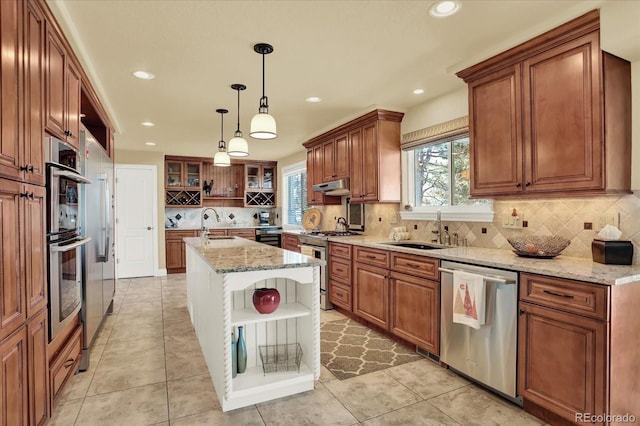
left=97, top=173, right=111, bottom=262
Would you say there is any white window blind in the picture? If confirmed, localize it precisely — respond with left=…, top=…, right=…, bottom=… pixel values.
left=282, top=161, right=307, bottom=227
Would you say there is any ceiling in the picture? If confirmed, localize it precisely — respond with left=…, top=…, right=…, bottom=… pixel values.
left=48, top=0, right=640, bottom=162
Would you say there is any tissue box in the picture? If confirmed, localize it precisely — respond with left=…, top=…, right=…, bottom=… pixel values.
left=591, top=239, right=633, bottom=265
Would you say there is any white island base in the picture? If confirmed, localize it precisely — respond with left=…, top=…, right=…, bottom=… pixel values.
left=185, top=241, right=321, bottom=412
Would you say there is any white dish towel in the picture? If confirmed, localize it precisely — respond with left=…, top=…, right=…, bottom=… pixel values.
left=452, top=270, right=486, bottom=329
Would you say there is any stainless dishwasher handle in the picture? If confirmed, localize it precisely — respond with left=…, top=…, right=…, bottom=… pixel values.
left=438, top=267, right=516, bottom=284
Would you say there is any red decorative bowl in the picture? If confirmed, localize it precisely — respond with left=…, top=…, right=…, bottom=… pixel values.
left=252, top=288, right=280, bottom=314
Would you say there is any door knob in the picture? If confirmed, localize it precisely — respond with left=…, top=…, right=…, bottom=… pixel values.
left=147, top=226, right=152, bottom=230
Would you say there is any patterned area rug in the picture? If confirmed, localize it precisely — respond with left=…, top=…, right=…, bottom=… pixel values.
left=321, top=318, right=422, bottom=380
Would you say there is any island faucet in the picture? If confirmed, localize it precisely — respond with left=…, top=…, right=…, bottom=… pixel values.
left=431, top=210, right=442, bottom=245
left=201, top=208, right=220, bottom=230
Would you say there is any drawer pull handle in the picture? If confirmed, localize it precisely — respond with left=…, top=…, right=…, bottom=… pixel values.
left=63, top=358, right=75, bottom=368
left=406, top=262, right=420, bottom=268
left=336, top=268, right=344, bottom=272
left=336, top=292, right=343, bottom=297
left=542, top=289, right=573, bottom=299
left=366, top=255, right=377, bottom=259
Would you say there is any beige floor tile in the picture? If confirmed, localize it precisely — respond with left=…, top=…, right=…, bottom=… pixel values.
left=428, top=385, right=544, bottom=426
left=257, top=383, right=357, bottom=426
left=118, top=299, right=163, bottom=315
left=324, top=370, right=421, bottom=422
left=320, top=309, right=348, bottom=323
left=171, top=406, right=265, bottom=426
left=107, top=318, right=164, bottom=342
left=100, top=335, right=165, bottom=364
left=164, top=318, right=195, bottom=336
left=75, top=383, right=168, bottom=425
left=362, top=400, right=461, bottom=425
left=49, top=398, right=83, bottom=426
left=319, top=364, right=338, bottom=383
left=87, top=354, right=166, bottom=395
left=168, top=373, right=219, bottom=419
left=384, top=359, right=470, bottom=399
left=165, top=344, right=209, bottom=381
left=163, top=305, right=191, bottom=322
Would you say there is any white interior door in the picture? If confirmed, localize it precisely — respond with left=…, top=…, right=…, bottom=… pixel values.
left=115, top=164, right=157, bottom=278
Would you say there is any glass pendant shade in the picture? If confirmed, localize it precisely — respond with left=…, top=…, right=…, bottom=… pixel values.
left=213, top=108, right=230, bottom=167
left=213, top=150, right=231, bottom=167
left=250, top=43, right=277, bottom=140
left=228, top=132, right=249, bottom=157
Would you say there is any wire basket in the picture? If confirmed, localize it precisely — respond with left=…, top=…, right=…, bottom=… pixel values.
left=259, top=343, right=303, bottom=375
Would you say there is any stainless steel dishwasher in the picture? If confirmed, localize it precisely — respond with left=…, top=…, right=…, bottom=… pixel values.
left=439, top=260, right=522, bottom=406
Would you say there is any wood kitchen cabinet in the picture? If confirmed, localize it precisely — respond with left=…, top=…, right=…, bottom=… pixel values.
left=518, top=273, right=640, bottom=424
left=245, top=161, right=277, bottom=207
left=27, top=308, right=49, bottom=426
left=45, top=23, right=81, bottom=150
left=0, top=326, right=28, bottom=426
left=353, top=247, right=390, bottom=329
left=458, top=11, right=631, bottom=198
left=166, top=230, right=199, bottom=274
left=282, top=233, right=301, bottom=252
left=306, top=145, right=341, bottom=206
left=304, top=109, right=403, bottom=205
left=328, top=242, right=352, bottom=311
left=165, top=156, right=202, bottom=207
left=201, top=162, right=244, bottom=203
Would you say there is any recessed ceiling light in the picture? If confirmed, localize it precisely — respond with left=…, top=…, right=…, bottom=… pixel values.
left=305, top=96, right=322, bottom=103
left=429, top=1, right=461, bottom=18
left=413, top=89, right=425, bottom=95
left=145, top=142, right=156, bottom=146
left=133, top=70, right=155, bottom=80
left=141, top=121, right=155, bottom=127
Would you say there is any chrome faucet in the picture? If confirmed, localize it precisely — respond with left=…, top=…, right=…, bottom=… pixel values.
left=431, top=210, right=442, bottom=245
left=201, top=208, right=220, bottom=230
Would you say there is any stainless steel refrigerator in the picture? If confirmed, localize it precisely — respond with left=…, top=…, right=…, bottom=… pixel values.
left=79, top=127, right=115, bottom=370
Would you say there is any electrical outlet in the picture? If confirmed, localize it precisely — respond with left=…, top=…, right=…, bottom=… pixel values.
left=595, top=212, right=619, bottom=231
left=390, top=213, right=399, bottom=225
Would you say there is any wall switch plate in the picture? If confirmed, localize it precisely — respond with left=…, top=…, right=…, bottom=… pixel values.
left=595, top=212, right=619, bottom=231
left=390, top=213, right=399, bottom=225
left=502, top=213, right=524, bottom=229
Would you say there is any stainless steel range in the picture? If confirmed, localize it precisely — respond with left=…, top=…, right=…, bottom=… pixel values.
left=298, top=231, right=360, bottom=310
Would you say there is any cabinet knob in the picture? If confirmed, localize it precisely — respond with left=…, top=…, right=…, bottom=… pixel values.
left=147, top=226, right=152, bottom=230
left=19, top=192, right=29, bottom=198
left=28, top=164, right=34, bottom=172
left=20, top=165, right=29, bottom=172
left=525, top=181, right=531, bottom=187
left=519, top=309, right=525, bottom=316
left=515, top=182, right=521, bottom=188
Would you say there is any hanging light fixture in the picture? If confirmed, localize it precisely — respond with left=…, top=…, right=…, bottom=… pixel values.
left=213, top=109, right=231, bottom=167
left=250, top=43, right=277, bottom=139
left=228, top=84, right=249, bottom=157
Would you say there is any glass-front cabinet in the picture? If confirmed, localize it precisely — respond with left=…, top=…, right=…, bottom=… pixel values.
left=165, top=156, right=202, bottom=207
left=245, top=162, right=277, bottom=207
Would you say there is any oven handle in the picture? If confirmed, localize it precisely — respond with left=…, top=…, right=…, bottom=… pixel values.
left=50, top=237, right=92, bottom=252
left=53, top=168, right=92, bottom=184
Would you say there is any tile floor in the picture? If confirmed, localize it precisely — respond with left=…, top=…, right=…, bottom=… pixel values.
left=50, top=274, right=545, bottom=426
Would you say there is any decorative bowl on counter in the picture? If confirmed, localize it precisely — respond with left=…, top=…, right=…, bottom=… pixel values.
left=507, top=235, right=571, bottom=258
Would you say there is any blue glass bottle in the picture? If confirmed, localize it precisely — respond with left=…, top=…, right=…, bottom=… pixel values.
left=237, top=326, right=247, bottom=374
left=231, top=330, right=237, bottom=378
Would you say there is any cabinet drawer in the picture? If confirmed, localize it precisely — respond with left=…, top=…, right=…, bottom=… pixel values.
left=228, top=229, right=255, bottom=239
left=354, top=246, right=389, bottom=268
left=330, top=281, right=352, bottom=311
left=520, top=273, right=608, bottom=321
left=391, top=252, right=439, bottom=280
left=329, top=242, right=352, bottom=259
left=207, top=229, right=227, bottom=237
left=50, top=325, right=82, bottom=404
left=329, top=258, right=351, bottom=284
left=166, top=230, right=198, bottom=240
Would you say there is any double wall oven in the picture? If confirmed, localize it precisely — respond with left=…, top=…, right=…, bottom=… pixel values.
left=46, top=137, right=91, bottom=340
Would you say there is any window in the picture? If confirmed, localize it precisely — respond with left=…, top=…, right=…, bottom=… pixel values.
left=401, top=118, right=493, bottom=222
left=281, top=161, right=308, bottom=227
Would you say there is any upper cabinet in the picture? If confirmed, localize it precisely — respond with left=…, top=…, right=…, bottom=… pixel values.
left=45, top=22, right=81, bottom=150
left=457, top=10, right=631, bottom=198
left=303, top=109, right=404, bottom=205
left=244, top=162, right=277, bottom=207
left=165, top=156, right=202, bottom=207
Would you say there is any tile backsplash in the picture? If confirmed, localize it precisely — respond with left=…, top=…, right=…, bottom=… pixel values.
left=317, top=192, right=640, bottom=265
left=165, top=207, right=279, bottom=229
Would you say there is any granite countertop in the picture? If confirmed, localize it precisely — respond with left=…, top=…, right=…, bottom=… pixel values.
left=331, top=235, right=640, bottom=286
left=166, top=225, right=282, bottom=231
left=183, top=236, right=324, bottom=273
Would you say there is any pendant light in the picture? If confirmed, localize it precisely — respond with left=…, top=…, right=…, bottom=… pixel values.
left=250, top=43, right=277, bottom=139
left=228, top=84, right=249, bottom=157
left=213, top=109, right=231, bottom=167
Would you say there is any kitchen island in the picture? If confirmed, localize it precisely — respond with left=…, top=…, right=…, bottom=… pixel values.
left=184, top=236, right=323, bottom=412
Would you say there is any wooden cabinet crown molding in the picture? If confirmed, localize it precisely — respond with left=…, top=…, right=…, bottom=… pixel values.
left=457, top=9, right=600, bottom=82
left=303, top=109, right=404, bottom=148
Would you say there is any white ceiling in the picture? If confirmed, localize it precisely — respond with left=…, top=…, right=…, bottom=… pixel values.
left=48, top=0, right=640, bottom=162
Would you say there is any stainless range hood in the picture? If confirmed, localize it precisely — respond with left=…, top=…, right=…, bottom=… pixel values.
left=312, top=178, right=350, bottom=196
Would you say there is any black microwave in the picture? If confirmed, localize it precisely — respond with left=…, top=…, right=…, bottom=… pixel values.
left=347, top=200, right=364, bottom=232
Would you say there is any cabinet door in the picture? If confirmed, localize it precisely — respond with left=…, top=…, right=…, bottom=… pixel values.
left=22, top=0, right=46, bottom=186
left=245, top=164, right=260, bottom=190
left=522, top=33, right=602, bottom=193
left=166, top=161, right=183, bottom=187
left=334, top=133, right=349, bottom=180
left=0, top=179, right=25, bottom=342
left=166, top=239, right=184, bottom=271
left=0, top=0, right=22, bottom=182
left=390, top=272, right=439, bottom=354
left=282, top=234, right=300, bottom=252
left=261, top=165, right=275, bottom=191
left=322, top=139, right=335, bottom=181
left=361, top=123, right=379, bottom=201
left=184, top=162, right=201, bottom=188
left=349, top=128, right=364, bottom=201
left=353, top=262, right=389, bottom=330
left=518, top=302, right=606, bottom=423
left=24, top=185, right=47, bottom=317
left=0, top=327, right=28, bottom=426
left=65, top=60, right=81, bottom=150
left=469, top=64, right=523, bottom=196
left=306, top=149, right=317, bottom=204
left=45, top=27, right=66, bottom=139
left=27, top=309, right=48, bottom=426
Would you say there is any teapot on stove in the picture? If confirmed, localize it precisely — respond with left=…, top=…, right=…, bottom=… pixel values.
left=335, top=217, right=348, bottom=233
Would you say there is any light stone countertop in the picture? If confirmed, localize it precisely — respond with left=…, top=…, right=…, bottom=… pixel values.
left=328, top=235, right=640, bottom=286
left=183, top=236, right=324, bottom=274
left=166, top=225, right=281, bottom=231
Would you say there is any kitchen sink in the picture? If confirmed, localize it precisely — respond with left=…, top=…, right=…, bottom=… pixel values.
left=381, top=242, right=444, bottom=250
